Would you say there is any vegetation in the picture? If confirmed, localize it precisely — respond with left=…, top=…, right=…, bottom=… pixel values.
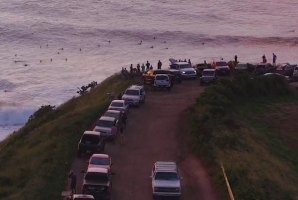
left=183, top=74, right=298, bottom=200
left=0, top=74, right=133, bottom=200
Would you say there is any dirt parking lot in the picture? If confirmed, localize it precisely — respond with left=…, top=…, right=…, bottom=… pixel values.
left=70, top=80, right=219, bottom=200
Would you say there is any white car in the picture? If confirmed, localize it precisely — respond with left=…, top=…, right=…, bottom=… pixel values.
left=212, top=61, right=230, bottom=76
left=170, top=61, right=197, bottom=79
left=151, top=161, right=182, bottom=199
left=154, top=74, right=171, bottom=90
left=122, top=85, right=146, bottom=106
left=108, top=100, right=129, bottom=113
left=88, top=154, right=112, bottom=172
left=93, top=116, right=119, bottom=140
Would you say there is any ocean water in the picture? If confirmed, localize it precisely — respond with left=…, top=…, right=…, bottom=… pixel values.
left=1, top=0, right=298, bottom=140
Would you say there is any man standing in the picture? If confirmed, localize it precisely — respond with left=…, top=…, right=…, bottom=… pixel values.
left=68, top=171, right=77, bottom=195
left=157, top=60, right=162, bottom=69
left=273, top=53, right=277, bottom=65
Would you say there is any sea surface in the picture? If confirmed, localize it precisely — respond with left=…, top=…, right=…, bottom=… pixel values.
left=1, top=0, right=298, bottom=140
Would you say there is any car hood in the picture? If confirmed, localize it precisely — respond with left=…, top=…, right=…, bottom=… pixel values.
left=201, top=75, right=216, bottom=79
left=153, top=180, right=181, bottom=188
left=216, top=66, right=229, bottom=69
left=180, top=68, right=196, bottom=73
left=122, top=94, right=140, bottom=100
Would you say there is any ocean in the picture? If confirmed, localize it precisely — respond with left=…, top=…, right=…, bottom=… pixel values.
left=0, top=0, right=298, bottom=140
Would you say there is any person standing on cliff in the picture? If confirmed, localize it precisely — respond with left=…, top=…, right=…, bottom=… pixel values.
left=146, top=61, right=150, bottom=71
left=157, top=60, right=162, bottom=69
left=273, top=53, right=277, bottom=65
left=262, top=54, right=267, bottom=63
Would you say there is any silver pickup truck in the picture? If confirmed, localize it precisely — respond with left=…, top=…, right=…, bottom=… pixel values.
left=151, top=161, right=182, bottom=199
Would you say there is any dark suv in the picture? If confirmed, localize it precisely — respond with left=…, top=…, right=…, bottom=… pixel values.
left=77, top=131, right=105, bottom=157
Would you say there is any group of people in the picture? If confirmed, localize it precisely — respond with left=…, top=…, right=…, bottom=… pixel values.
left=261, top=53, right=277, bottom=64
left=233, top=53, right=278, bottom=65
left=121, top=60, right=164, bottom=79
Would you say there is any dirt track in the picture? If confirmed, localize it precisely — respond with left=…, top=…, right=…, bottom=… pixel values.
left=70, top=80, right=219, bottom=200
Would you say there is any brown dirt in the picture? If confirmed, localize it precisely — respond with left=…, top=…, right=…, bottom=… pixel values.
left=68, top=80, right=220, bottom=200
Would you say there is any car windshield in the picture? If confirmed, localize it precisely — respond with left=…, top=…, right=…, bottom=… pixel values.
left=202, top=71, right=215, bottom=76
left=81, top=134, right=99, bottom=144
left=95, top=119, right=114, bottom=127
left=85, top=172, right=108, bottom=182
left=216, top=62, right=227, bottom=66
left=125, top=89, right=139, bottom=95
left=111, top=102, right=123, bottom=107
left=155, top=75, right=168, bottom=80
left=179, top=64, right=191, bottom=69
left=104, top=112, right=119, bottom=120
left=155, top=172, right=179, bottom=180
left=90, top=157, right=110, bottom=165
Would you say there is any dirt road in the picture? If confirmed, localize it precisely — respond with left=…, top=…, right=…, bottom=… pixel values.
left=70, top=80, right=219, bottom=200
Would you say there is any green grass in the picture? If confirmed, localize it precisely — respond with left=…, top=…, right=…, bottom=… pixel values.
left=182, top=74, right=298, bottom=200
left=0, top=74, right=133, bottom=200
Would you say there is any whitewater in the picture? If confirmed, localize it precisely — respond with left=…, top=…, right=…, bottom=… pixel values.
left=0, top=0, right=298, bottom=140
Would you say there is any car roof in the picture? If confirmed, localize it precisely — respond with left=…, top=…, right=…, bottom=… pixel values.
left=98, top=116, right=116, bottom=121
left=129, top=85, right=144, bottom=89
left=173, top=62, right=189, bottom=65
left=90, top=154, right=110, bottom=159
left=105, top=109, right=121, bottom=114
left=73, top=194, right=95, bottom=199
left=155, top=74, right=169, bottom=77
left=111, top=100, right=125, bottom=103
left=154, top=161, right=177, bottom=172
left=87, top=167, right=109, bottom=173
left=83, top=131, right=101, bottom=136
left=203, top=69, right=216, bottom=72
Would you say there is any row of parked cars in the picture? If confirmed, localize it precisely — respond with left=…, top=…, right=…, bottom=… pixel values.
left=69, top=85, right=147, bottom=200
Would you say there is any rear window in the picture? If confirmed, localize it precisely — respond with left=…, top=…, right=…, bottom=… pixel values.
left=90, top=157, right=110, bottom=165
left=95, top=119, right=114, bottom=127
left=81, top=134, right=100, bottom=144
left=155, top=75, right=168, bottom=80
left=155, top=172, right=179, bottom=180
left=111, top=102, right=123, bottom=107
left=85, top=172, right=108, bottom=182
left=125, top=89, right=139, bottom=95
left=179, top=64, right=192, bottom=69
left=216, top=62, right=227, bottom=66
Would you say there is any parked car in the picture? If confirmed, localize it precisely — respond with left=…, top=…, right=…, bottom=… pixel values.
left=212, top=61, right=230, bottom=76
left=154, top=74, right=172, bottom=90
left=200, top=69, right=217, bottom=85
left=168, top=69, right=183, bottom=83
left=108, top=100, right=129, bottom=114
left=72, top=194, right=95, bottom=200
left=151, top=161, right=182, bottom=199
left=169, top=61, right=197, bottom=79
left=88, top=154, right=112, bottom=172
left=121, top=85, right=146, bottom=106
left=143, top=69, right=177, bottom=85
left=292, top=64, right=298, bottom=80
left=263, top=73, right=290, bottom=82
left=250, top=63, right=275, bottom=75
left=77, top=131, right=105, bottom=157
left=234, top=63, right=251, bottom=74
left=82, top=168, right=112, bottom=200
left=275, top=63, right=295, bottom=77
left=195, top=63, right=212, bottom=76
left=103, top=110, right=123, bottom=125
left=93, top=116, right=119, bottom=140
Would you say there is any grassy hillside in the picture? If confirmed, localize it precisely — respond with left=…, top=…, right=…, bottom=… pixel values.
left=182, top=75, right=298, bottom=200
left=0, top=74, right=133, bottom=200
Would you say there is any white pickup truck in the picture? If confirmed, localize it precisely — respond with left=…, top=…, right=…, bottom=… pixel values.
left=151, top=161, right=182, bottom=199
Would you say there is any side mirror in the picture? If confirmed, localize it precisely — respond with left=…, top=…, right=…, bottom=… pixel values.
left=149, top=175, right=152, bottom=178
left=180, top=177, right=183, bottom=180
